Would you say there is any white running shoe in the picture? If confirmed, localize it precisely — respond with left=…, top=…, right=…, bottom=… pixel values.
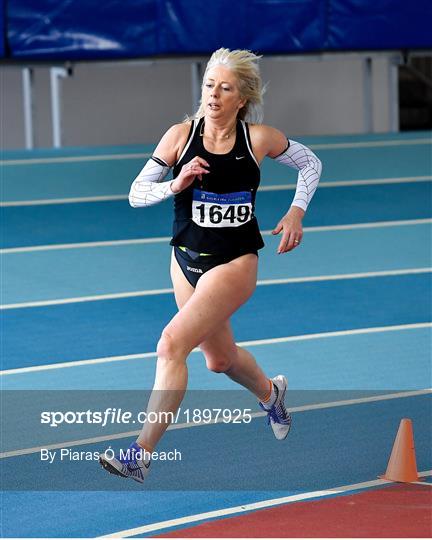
left=99, top=442, right=150, bottom=484
left=259, top=375, right=292, bottom=440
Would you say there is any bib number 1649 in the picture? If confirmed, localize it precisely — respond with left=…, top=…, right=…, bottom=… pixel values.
left=195, top=203, right=250, bottom=225
left=192, top=190, right=253, bottom=228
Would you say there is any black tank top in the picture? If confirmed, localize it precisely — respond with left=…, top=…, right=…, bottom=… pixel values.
left=170, top=117, right=264, bottom=255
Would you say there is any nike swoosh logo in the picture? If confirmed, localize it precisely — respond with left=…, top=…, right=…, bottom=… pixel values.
left=235, top=156, right=245, bottom=160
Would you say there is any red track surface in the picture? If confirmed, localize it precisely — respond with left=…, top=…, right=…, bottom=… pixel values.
left=157, top=484, right=432, bottom=538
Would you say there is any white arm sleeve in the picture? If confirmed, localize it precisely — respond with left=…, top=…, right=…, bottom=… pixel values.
left=274, top=140, right=322, bottom=212
left=128, top=156, right=174, bottom=208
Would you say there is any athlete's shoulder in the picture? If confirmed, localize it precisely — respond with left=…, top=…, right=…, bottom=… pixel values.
left=154, top=122, right=194, bottom=166
left=164, top=121, right=193, bottom=142
left=248, top=124, right=288, bottom=160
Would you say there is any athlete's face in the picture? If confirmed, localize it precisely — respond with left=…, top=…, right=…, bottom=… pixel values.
left=202, top=66, right=246, bottom=119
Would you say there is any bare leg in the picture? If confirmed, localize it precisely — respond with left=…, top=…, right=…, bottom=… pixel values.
left=137, top=335, right=189, bottom=451
left=137, top=250, right=258, bottom=450
left=228, top=347, right=270, bottom=399
left=200, top=321, right=270, bottom=399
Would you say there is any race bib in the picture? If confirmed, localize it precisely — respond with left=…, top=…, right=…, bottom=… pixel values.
left=192, top=189, right=253, bottom=228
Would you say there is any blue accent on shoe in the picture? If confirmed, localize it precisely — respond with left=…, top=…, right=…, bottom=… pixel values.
left=99, top=441, right=150, bottom=483
left=259, top=376, right=292, bottom=440
left=260, top=400, right=292, bottom=426
left=118, top=442, right=143, bottom=464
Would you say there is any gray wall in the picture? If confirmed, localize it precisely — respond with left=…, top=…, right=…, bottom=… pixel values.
left=1, top=56, right=394, bottom=150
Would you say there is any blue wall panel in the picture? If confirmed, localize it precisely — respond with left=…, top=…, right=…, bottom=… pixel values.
left=7, top=0, right=158, bottom=59
left=4, top=0, right=432, bottom=60
left=158, top=0, right=326, bottom=54
left=246, top=0, right=327, bottom=53
left=328, top=0, right=432, bottom=50
left=158, top=1, right=248, bottom=54
left=0, top=0, right=5, bottom=57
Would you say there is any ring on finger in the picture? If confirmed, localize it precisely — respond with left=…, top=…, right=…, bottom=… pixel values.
left=294, top=239, right=300, bottom=244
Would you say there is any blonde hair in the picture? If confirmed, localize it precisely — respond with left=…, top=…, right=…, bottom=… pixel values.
left=192, top=48, right=265, bottom=124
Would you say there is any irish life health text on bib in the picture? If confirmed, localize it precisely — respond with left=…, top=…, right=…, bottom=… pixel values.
left=192, top=189, right=253, bottom=228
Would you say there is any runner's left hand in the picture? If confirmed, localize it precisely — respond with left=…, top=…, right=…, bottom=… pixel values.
left=272, top=206, right=305, bottom=254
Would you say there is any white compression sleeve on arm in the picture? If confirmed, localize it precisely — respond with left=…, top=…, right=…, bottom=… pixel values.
left=274, top=140, right=322, bottom=212
left=128, top=156, right=174, bottom=208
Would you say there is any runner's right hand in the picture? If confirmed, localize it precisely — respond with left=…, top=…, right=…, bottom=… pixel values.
left=170, top=157, right=210, bottom=194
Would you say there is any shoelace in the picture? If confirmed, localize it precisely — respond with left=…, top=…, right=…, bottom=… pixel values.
left=127, top=464, right=144, bottom=480
left=117, top=443, right=147, bottom=479
left=127, top=462, right=142, bottom=472
left=267, top=401, right=291, bottom=425
left=260, top=384, right=291, bottom=426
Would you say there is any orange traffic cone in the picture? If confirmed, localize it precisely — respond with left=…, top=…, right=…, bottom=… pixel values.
left=380, top=418, right=419, bottom=483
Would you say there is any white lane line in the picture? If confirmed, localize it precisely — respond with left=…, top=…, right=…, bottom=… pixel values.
left=259, top=175, right=432, bottom=192
left=0, top=236, right=172, bottom=254
left=311, top=139, right=431, bottom=149
left=301, top=218, right=432, bottom=233
left=1, top=389, right=430, bottom=459
left=1, top=322, right=430, bottom=375
left=0, top=287, right=176, bottom=310
left=236, top=322, right=432, bottom=347
left=412, top=481, right=432, bottom=486
left=2, top=175, right=431, bottom=207
left=2, top=218, right=431, bottom=254
left=0, top=290, right=176, bottom=309
left=1, top=267, right=430, bottom=310
left=0, top=351, right=158, bottom=376
left=98, top=468, right=431, bottom=537
left=1, top=195, right=128, bottom=207
left=0, top=152, right=153, bottom=166
left=256, top=267, right=431, bottom=287
left=1, top=137, right=431, bottom=166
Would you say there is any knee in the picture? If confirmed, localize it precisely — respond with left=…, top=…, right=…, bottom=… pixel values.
left=206, top=358, right=232, bottom=373
left=157, top=330, right=187, bottom=363
left=203, top=348, right=235, bottom=374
